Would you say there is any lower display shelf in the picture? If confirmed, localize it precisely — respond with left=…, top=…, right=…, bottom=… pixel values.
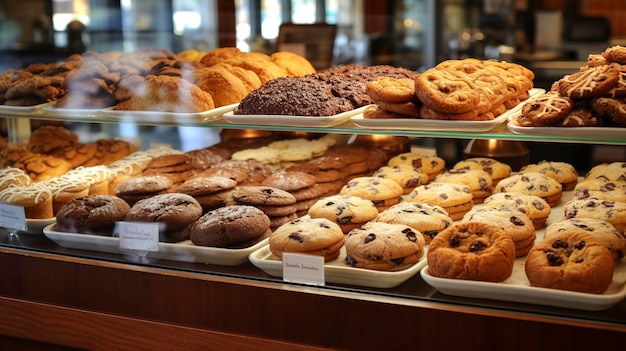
left=1, top=227, right=625, bottom=332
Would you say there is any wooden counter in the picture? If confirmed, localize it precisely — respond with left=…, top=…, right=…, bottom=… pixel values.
left=0, top=241, right=625, bottom=350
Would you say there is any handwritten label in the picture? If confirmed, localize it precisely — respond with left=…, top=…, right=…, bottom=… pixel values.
left=282, top=252, right=325, bottom=286
left=0, top=203, right=26, bottom=231
left=118, top=222, right=159, bottom=252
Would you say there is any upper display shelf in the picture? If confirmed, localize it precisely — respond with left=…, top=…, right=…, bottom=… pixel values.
left=2, top=103, right=625, bottom=145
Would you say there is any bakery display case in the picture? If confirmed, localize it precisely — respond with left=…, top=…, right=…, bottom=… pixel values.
left=1, top=49, right=626, bottom=350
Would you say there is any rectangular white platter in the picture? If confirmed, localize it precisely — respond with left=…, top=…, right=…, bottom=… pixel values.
left=507, top=119, right=626, bottom=139
left=419, top=185, right=626, bottom=311
left=350, top=88, right=545, bottom=132
left=421, top=260, right=626, bottom=311
left=248, top=244, right=427, bottom=289
left=99, top=103, right=238, bottom=123
left=222, top=105, right=368, bottom=127
left=43, top=223, right=267, bottom=266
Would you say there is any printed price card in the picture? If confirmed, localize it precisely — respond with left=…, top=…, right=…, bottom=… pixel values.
left=118, top=221, right=159, bottom=252
left=282, top=252, right=325, bottom=286
left=0, top=203, right=26, bottom=232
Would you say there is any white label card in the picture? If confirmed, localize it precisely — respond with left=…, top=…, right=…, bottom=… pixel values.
left=282, top=252, right=325, bottom=286
left=118, top=222, right=159, bottom=252
left=0, top=203, right=26, bottom=231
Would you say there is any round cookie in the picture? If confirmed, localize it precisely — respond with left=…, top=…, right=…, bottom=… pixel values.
left=427, top=221, right=516, bottom=282
left=387, top=152, right=445, bottom=180
left=269, top=217, right=345, bottom=261
left=545, top=218, right=626, bottom=262
left=375, top=202, right=452, bottom=244
left=260, top=171, right=317, bottom=192
left=520, top=91, right=574, bottom=127
left=340, top=176, right=404, bottom=212
left=452, top=157, right=511, bottom=185
left=562, top=198, right=626, bottom=234
left=559, top=107, right=601, bottom=127
left=525, top=231, right=616, bottom=294
left=114, top=175, right=173, bottom=206
left=189, top=205, right=271, bottom=248
left=585, top=161, right=626, bottom=182
left=372, top=165, right=429, bottom=194
left=308, top=194, right=379, bottom=234
left=572, top=178, right=626, bottom=202
left=434, top=168, right=493, bottom=204
left=519, top=160, right=578, bottom=191
left=125, top=193, right=202, bottom=243
left=176, top=175, right=237, bottom=197
left=229, top=185, right=297, bottom=206
left=363, top=104, right=413, bottom=119
left=374, top=100, right=421, bottom=118
left=366, top=77, right=418, bottom=103
left=55, top=195, right=130, bottom=236
left=482, top=192, right=552, bottom=230
left=494, top=172, right=563, bottom=207
left=405, top=182, right=474, bottom=221
left=344, top=221, right=425, bottom=271
left=557, top=63, right=621, bottom=99
left=462, top=207, right=536, bottom=257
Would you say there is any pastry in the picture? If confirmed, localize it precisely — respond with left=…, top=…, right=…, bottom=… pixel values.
left=308, top=194, right=379, bottom=234
left=188, top=205, right=271, bottom=248
left=55, top=195, right=130, bottom=235
left=405, top=182, right=474, bottom=221
left=494, top=172, right=563, bottom=207
left=518, top=160, right=578, bottom=191
left=375, top=202, right=452, bottom=244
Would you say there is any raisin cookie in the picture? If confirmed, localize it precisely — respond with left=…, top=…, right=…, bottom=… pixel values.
left=519, top=91, right=574, bottom=127
left=344, top=221, right=425, bottom=271
left=427, top=221, right=516, bottom=282
left=525, top=231, right=616, bottom=294
left=557, top=63, right=621, bottom=99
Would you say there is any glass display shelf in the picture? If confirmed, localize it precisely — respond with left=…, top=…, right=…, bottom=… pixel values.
left=2, top=111, right=626, bottom=145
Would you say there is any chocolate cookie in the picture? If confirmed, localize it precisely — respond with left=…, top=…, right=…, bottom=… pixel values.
left=189, top=205, right=271, bottom=248
left=520, top=92, right=574, bottom=127
left=55, top=195, right=131, bottom=235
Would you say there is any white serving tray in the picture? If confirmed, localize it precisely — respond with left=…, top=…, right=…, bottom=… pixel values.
left=99, top=103, right=238, bottom=123
left=421, top=260, right=626, bottom=311
left=507, top=121, right=626, bottom=139
left=223, top=105, right=368, bottom=127
left=43, top=223, right=266, bottom=266
left=350, top=88, right=545, bottom=132
left=248, top=244, right=427, bottom=289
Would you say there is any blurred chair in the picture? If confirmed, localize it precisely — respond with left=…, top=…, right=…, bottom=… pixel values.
left=277, top=23, right=337, bottom=70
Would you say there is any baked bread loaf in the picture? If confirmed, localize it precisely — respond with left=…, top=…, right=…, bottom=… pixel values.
left=55, top=195, right=130, bottom=235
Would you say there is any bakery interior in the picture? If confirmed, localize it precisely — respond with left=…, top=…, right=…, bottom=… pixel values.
left=1, top=0, right=626, bottom=350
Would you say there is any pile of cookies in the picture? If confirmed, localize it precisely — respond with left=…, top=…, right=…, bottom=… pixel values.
left=514, top=45, right=626, bottom=127
left=363, top=58, right=535, bottom=120
left=0, top=47, right=315, bottom=111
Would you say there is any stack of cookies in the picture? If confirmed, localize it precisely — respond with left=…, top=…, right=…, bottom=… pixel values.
left=229, top=185, right=298, bottom=230
left=572, top=161, right=626, bottom=202
left=363, top=77, right=421, bottom=119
